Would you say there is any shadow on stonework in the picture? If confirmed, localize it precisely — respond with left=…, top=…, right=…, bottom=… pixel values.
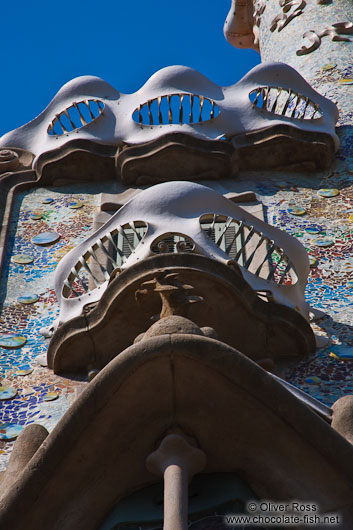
left=285, top=311, right=353, bottom=408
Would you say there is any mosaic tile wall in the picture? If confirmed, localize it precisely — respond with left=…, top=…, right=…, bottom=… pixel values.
left=251, top=0, right=353, bottom=404
left=0, top=181, right=114, bottom=470
left=250, top=158, right=353, bottom=405
left=0, top=0, right=352, bottom=491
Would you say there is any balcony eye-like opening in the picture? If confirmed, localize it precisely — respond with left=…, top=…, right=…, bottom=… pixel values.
left=132, top=94, right=220, bottom=126
left=47, top=99, right=104, bottom=136
left=200, top=213, right=297, bottom=286
left=151, top=233, right=195, bottom=254
left=249, top=87, right=322, bottom=120
left=63, top=221, right=147, bottom=299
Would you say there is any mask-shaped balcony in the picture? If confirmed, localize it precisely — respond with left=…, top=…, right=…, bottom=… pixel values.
left=46, top=181, right=315, bottom=375
left=0, top=63, right=338, bottom=183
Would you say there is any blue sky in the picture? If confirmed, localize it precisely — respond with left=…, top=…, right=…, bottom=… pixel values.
left=1, top=0, right=259, bottom=137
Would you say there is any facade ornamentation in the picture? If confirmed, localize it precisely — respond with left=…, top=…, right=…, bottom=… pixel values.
left=0, top=63, right=339, bottom=160
left=253, top=0, right=266, bottom=48
left=51, top=181, right=311, bottom=330
left=270, top=0, right=306, bottom=33
left=1, top=1, right=353, bottom=528
left=223, top=0, right=258, bottom=50
left=296, top=22, right=353, bottom=55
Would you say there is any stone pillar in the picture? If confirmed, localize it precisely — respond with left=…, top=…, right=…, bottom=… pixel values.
left=146, top=434, right=206, bottom=530
left=0, top=424, right=48, bottom=498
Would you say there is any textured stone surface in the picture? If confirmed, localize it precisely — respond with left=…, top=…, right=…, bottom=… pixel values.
left=332, top=395, right=353, bottom=444
left=47, top=253, right=315, bottom=374
left=143, top=316, right=204, bottom=339
left=1, top=335, right=353, bottom=529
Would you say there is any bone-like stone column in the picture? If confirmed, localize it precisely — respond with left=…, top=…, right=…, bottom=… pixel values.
left=331, top=395, right=353, bottom=445
left=146, top=434, right=206, bottom=530
left=0, top=424, right=48, bottom=498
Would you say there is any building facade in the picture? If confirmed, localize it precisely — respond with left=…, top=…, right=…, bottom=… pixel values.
left=0, top=1, right=353, bottom=528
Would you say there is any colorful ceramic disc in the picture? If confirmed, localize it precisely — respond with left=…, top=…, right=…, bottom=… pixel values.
left=41, top=198, right=54, bottom=204
left=317, top=188, right=339, bottom=198
left=11, top=254, right=34, bottom=265
left=347, top=281, right=353, bottom=289
left=339, top=78, right=353, bottom=85
left=0, top=334, right=27, bottom=349
left=287, top=206, right=306, bottom=216
left=304, top=376, right=320, bottom=385
left=330, top=346, right=353, bottom=361
left=305, top=226, right=321, bottom=235
left=0, top=423, right=23, bottom=441
left=29, top=211, right=43, bottom=220
left=309, top=256, right=318, bottom=268
left=31, top=231, right=61, bottom=246
left=311, top=238, right=334, bottom=248
left=0, top=386, right=17, bottom=400
left=321, top=63, right=336, bottom=71
left=15, top=367, right=33, bottom=376
left=17, top=294, right=39, bottom=304
left=69, top=201, right=83, bottom=209
left=43, top=392, right=59, bottom=401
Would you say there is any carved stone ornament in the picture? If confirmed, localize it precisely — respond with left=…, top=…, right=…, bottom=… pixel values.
left=0, top=147, right=33, bottom=175
left=115, top=132, right=235, bottom=185
left=223, top=0, right=266, bottom=50
left=0, top=149, right=19, bottom=172
left=47, top=252, right=315, bottom=375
